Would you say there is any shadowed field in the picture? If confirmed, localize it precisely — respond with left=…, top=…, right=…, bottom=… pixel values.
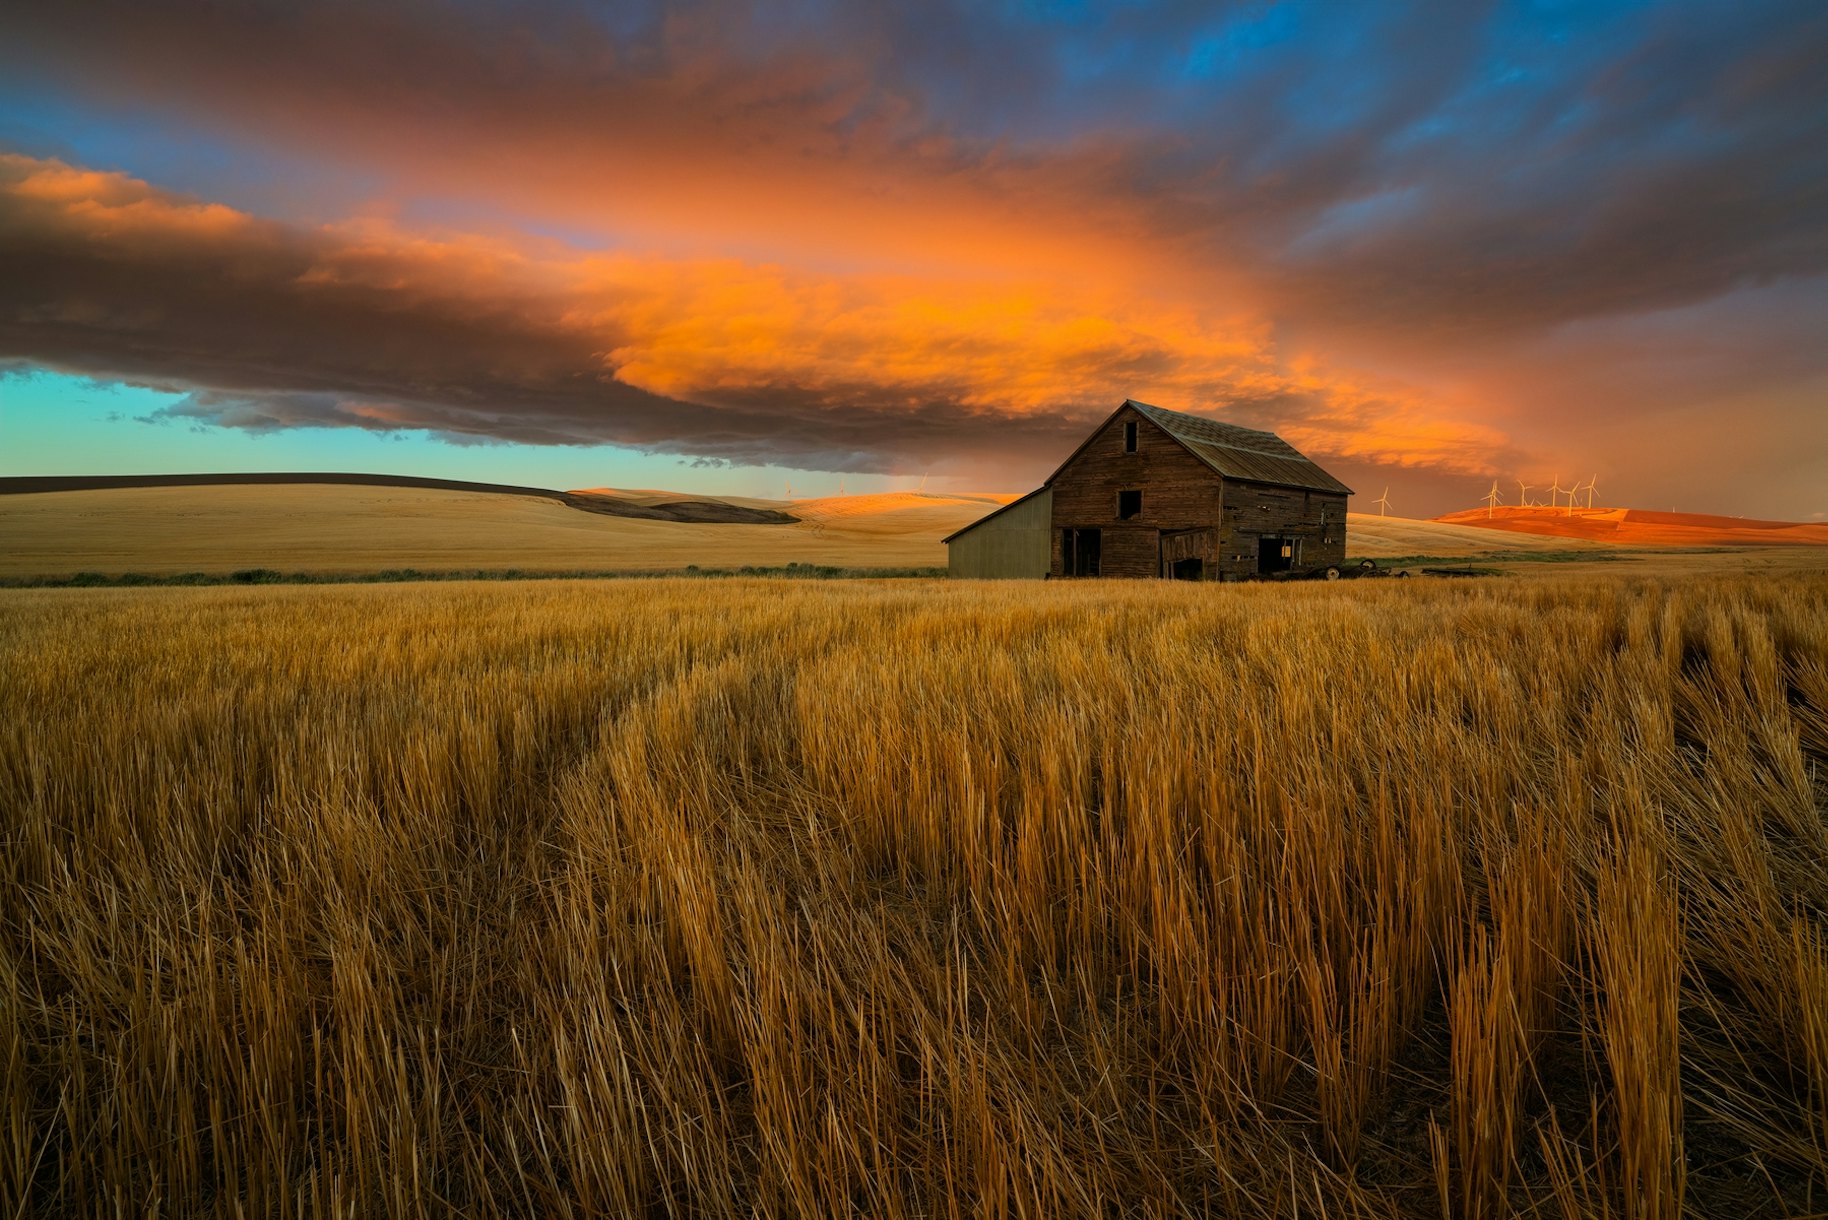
left=4, top=575, right=1826, bottom=1216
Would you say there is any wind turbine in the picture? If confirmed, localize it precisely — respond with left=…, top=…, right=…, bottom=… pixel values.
left=1582, top=475, right=1598, bottom=510
left=1374, top=487, right=1393, bottom=518
left=1548, top=474, right=1568, bottom=511
left=1482, top=480, right=1503, bottom=519
left=838, top=475, right=846, bottom=496
left=1516, top=479, right=1534, bottom=508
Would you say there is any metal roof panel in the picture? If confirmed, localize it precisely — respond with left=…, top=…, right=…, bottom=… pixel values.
left=1129, top=401, right=1353, bottom=495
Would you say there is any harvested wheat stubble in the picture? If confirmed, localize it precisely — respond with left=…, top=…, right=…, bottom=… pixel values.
left=3, top=575, right=1826, bottom=1217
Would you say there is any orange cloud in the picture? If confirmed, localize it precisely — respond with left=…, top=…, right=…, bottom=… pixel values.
left=571, top=255, right=1272, bottom=409
left=5, top=2, right=1823, bottom=515
left=563, top=255, right=1512, bottom=475
left=1, top=153, right=1513, bottom=477
left=1268, top=359, right=1517, bottom=477
left=0, top=153, right=249, bottom=239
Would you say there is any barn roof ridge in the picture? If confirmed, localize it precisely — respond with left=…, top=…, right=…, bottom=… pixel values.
left=1086, top=398, right=1354, bottom=496
left=1124, top=400, right=1295, bottom=457
left=948, top=398, right=1354, bottom=547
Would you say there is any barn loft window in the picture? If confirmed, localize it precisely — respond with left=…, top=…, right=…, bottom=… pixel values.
left=1063, top=528, right=1101, bottom=577
left=1123, top=421, right=1138, bottom=452
left=1118, top=489, right=1143, bottom=520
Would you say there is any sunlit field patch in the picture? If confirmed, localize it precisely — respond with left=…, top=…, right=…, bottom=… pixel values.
left=4, top=576, right=1826, bottom=1217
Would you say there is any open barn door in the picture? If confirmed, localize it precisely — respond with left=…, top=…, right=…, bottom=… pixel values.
left=1160, top=528, right=1212, bottom=580
left=1257, top=535, right=1294, bottom=574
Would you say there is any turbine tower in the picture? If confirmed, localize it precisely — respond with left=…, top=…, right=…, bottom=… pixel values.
left=1517, top=479, right=1534, bottom=508
left=1482, top=480, right=1502, bottom=519
left=1582, top=475, right=1598, bottom=510
left=1374, top=487, right=1393, bottom=518
left=1548, top=474, right=1567, bottom=511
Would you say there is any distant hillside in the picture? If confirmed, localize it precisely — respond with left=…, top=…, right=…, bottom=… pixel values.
left=1343, top=513, right=1613, bottom=558
left=0, top=482, right=1001, bottom=577
left=0, top=471, right=564, bottom=498
left=1434, top=505, right=1828, bottom=546
left=0, top=473, right=797, bottom=525
left=790, top=491, right=1021, bottom=538
left=5, top=481, right=1825, bottom=580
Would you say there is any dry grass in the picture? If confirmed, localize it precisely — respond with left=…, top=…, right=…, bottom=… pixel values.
left=3, top=574, right=1826, bottom=1217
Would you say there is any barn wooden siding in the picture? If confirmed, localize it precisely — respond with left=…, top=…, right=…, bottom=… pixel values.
left=944, top=487, right=1053, bottom=578
left=1047, top=403, right=1347, bottom=580
left=946, top=399, right=1350, bottom=580
left=1048, top=405, right=1223, bottom=578
left=1216, top=483, right=1347, bottom=577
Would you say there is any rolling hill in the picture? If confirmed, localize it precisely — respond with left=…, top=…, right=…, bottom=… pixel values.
left=0, top=480, right=1015, bottom=577
left=1434, top=505, right=1828, bottom=546
left=5, top=474, right=1823, bottom=580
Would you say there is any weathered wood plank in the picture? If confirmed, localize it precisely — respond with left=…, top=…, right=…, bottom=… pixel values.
left=1047, top=403, right=1347, bottom=579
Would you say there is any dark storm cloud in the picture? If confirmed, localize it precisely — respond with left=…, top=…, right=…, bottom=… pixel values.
left=4, top=0, right=1822, bottom=336
left=0, top=156, right=1125, bottom=474
left=1, top=0, right=1825, bottom=502
left=0, top=159, right=660, bottom=440
left=1260, top=3, right=1828, bottom=342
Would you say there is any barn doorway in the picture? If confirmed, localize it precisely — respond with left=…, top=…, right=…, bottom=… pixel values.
left=1257, top=536, right=1294, bottom=574
left=1159, top=528, right=1212, bottom=581
left=1063, top=528, right=1101, bottom=577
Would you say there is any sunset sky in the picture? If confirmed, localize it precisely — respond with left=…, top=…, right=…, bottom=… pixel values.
left=2, top=1, right=1824, bottom=517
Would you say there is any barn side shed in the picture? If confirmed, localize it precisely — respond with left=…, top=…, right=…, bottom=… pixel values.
left=943, top=487, right=1053, bottom=578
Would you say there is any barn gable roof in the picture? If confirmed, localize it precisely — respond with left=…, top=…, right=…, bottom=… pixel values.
left=1126, top=401, right=1354, bottom=496
left=946, top=399, right=1353, bottom=548
left=1037, top=399, right=1353, bottom=497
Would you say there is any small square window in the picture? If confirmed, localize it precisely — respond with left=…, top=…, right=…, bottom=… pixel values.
left=1118, top=489, right=1143, bottom=520
left=1123, top=421, right=1138, bottom=452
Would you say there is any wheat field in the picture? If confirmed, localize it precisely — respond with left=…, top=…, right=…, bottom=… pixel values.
left=3, top=575, right=1827, bottom=1217
left=0, top=486, right=1018, bottom=578
left=0, top=483, right=1673, bottom=580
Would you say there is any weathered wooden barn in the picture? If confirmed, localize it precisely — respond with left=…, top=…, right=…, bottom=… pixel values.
left=945, top=399, right=1352, bottom=580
